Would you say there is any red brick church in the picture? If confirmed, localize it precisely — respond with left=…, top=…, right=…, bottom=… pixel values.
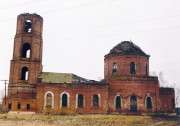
left=2, top=13, right=175, bottom=114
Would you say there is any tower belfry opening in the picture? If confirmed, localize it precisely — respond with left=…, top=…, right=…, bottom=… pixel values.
left=22, top=43, right=31, bottom=58
left=21, top=67, right=28, bottom=80
left=24, top=20, right=32, bottom=33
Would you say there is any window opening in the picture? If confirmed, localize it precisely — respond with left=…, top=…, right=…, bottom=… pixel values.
left=130, top=62, right=136, bottom=74
left=115, top=96, right=121, bottom=108
left=145, top=64, right=148, bottom=75
left=172, top=98, right=175, bottom=109
left=8, top=103, right=12, bottom=110
left=62, top=94, right=68, bottom=107
left=93, top=94, right=99, bottom=108
left=46, top=93, right=52, bottom=108
left=78, top=94, right=83, bottom=108
left=22, top=43, right=31, bottom=58
left=24, top=20, right=32, bottom=33
left=146, top=97, right=152, bottom=109
left=130, top=96, right=137, bottom=112
left=112, top=62, right=117, bottom=74
left=17, top=103, right=21, bottom=110
left=27, top=104, right=30, bottom=110
left=21, top=67, right=28, bottom=80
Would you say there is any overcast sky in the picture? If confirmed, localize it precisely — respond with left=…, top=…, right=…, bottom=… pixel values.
left=0, top=0, right=180, bottom=91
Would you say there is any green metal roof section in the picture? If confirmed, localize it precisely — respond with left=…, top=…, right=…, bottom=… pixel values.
left=40, top=72, right=73, bottom=83
left=39, top=72, right=106, bottom=84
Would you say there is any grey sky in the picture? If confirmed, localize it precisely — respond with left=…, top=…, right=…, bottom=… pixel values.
left=0, top=0, right=180, bottom=92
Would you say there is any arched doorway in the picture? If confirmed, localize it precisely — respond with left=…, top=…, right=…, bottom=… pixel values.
left=115, top=96, right=121, bottom=109
left=146, top=97, right=152, bottom=109
left=130, top=96, right=137, bottom=112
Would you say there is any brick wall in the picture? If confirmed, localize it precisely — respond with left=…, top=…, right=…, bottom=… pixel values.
left=36, top=83, right=109, bottom=114
left=159, top=87, right=175, bottom=113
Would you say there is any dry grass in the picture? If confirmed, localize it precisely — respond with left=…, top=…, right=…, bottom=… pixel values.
left=0, top=113, right=179, bottom=126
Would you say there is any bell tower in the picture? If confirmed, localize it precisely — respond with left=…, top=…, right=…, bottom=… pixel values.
left=8, top=13, right=43, bottom=96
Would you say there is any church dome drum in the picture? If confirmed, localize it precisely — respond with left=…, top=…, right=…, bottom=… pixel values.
left=104, top=41, right=150, bottom=78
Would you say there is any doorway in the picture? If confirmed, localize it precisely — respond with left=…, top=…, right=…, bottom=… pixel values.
left=130, top=96, right=137, bottom=112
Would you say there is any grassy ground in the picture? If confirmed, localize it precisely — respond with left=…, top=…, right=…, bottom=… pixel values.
left=0, top=113, right=179, bottom=126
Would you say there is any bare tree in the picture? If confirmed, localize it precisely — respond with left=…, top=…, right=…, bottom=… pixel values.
left=150, top=71, right=157, bottom=76
left=158, top=72, right=169, bottom=87
left=151, top=71, right=179, bottom=107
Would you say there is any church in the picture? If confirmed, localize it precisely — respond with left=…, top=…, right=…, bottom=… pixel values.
left=2, top=13, right=175, bottom=114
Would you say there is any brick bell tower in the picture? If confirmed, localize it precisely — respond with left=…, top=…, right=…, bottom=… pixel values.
left=6, top=13, right=43, bottom=112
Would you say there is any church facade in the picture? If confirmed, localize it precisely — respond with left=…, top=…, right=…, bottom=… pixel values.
left=2, top=13, right=175, bottom=114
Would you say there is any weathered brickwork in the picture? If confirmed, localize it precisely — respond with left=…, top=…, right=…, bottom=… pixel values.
left=36, top=83, right=108, bottom=114
left=1, top=13, right=175, bottom=114
left=159, top=88, right=175, bottom=113
left=104, top=55, right=149, bottom=78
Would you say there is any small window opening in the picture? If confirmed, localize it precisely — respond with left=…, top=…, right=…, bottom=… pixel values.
left=24, top=20, right=32, bottom=33
left=62, top=94, right=68, bottom=107
left=146, top=97, right=152, bottom=109
left=22, top=43, right=31, bottom=58
left=78, top=94, right=83, bottom=108
left=115, top=96, right=121, bottom=108
left=130, top=62, right=136, bottom=74
left=17, top=103, right=21, bottom=110
left=93, top=94, right=99, bottom=108
left=21, top=67, right=28, bottom=80
left=172, top=98, right=175, bottom=109
left=8, top=103, right=12, bottom=110
left=27, top=104, right=30, bottom=110
left=145, top=64, right=148, bottom=75
left=112, top=62, right=117, bottom=75
left=46, top=93, right=52, bottom=108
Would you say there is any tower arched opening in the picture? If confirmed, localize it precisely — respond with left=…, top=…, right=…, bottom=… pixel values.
left=24, top=20, right=32, bottom=33
left=22, top=43, right=31, bottom=58
left=21, top=67, right=28, bottom=80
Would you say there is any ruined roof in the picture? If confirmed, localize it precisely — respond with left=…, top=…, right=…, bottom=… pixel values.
left=107, top=41, right=150, bottom=58
left=39, top=72, right=104, bottom=84
left=18, top=13, right=43, bottom=19
left=40, top=72, right=73, bottom=83
left=159, top=87, right=175, bottom=95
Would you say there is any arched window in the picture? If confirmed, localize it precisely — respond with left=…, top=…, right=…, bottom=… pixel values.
left=44, top=91, right=54, bottom=109
left=21, top=67, right=28, bottom=80
left=78, top=94, right=83, bottom=108
left=146, top=97, right=152, bottom=109
left=130, top=96, right=137, bottom=112
left=115, top=96, right=121, bottom=108
left=46, top=93, right=52, bottom=108
left=93, top=94, right=99, bottom=108
left=17, top=103, right=21, bottom=110
left=22, top=43, right=31, bottom=58
left=112, top=62, right=117, bottom=75
left=130, top=62, right=136, bottom=74
left=62, top=94, right=68, bottom=107
left=24, top=20, right=32, bottom=33
left=172, top=98, right=175, bottom=109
